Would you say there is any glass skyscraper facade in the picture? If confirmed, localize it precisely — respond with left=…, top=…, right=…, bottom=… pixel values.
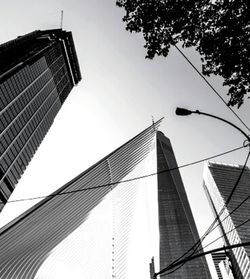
left=204, top=162, right=250, bottom=279
left=0, top=123, right=211, bottom=278
left=0, top=29, right=81, bottom=210
left=156, top=131, right=211, bottom=278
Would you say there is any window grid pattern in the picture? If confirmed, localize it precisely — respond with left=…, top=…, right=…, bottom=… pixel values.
left=0, top=122, right=161, bottom=279
left=157, top=133, right=211, bottom=278
left=44, top=43, right=73, bottom=104
left=0, top=44, right=72, bottom=207
left=204, top=163, right=250, bottom=279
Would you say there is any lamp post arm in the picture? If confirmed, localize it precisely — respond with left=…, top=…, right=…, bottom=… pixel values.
left=193, top=110, right=250, bottom=143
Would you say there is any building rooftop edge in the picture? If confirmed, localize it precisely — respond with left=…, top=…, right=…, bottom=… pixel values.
left=207, top=160, right=249, bottom=171
left=0, top=29, right=82, bottom=84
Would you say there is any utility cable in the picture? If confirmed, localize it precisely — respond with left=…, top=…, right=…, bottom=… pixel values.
left=188, top=149, right=250, bottom=248
left=156, top=214, right=250, bottom=277
left=155, top=240, right=250, bottom=278
left=0, top=146, right=244, bottom=205
left=158, top=263, right=186, bottom=278
left=192, top=193, right=250, bottom=254
left=173, top=44, right=250, bottom=133
left=156, top=149, right=250, bottom=274
left=200, top=215, right=250, bottom=253
left=194, top=192, right=250, bottom=250
left=156, top=208, right=250, bottom=276
left=199, top=150, right=250, bottom=242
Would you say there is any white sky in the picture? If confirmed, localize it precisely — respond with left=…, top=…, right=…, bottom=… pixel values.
left=0, top=1, right=249, bottom=278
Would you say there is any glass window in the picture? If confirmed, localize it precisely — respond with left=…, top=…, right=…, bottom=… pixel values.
left=0, top=189, right=7, bottom=203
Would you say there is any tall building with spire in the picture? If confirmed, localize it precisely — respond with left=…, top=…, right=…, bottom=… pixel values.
left=0, top=123, right=211, bottom=278
left=0, top=29, right=81, bottom=210
left=203, top=162, right=250, bottom=279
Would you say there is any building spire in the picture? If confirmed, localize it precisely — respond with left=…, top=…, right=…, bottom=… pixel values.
left=60, top=10, right=64, bottom=29
left=152, top=116, right=155, bottom=131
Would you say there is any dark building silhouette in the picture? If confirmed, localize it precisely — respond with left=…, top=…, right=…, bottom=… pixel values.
left=0, top=29, right=81, bottom=211
left=204, top=162, right=250, bottom=279
left=156, top=131, right=211, bottom=278
left=0, top=123, right=211, bottom=278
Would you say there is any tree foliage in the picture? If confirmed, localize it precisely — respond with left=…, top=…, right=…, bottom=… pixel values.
left=116, top=0, right=250, bottom=107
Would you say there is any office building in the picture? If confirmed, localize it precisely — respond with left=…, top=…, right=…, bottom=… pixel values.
left=0, top=29, right=81, bottom=210
left=204, top=162, right=250, bottom=279
left=211, top=252, right=234, bottom=279
left=0, top=122, right=211, bottom=278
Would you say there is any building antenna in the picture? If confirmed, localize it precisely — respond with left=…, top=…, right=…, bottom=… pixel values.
left=60, top=10, right=64, bottom=29
left=152, top=116, right=156, bottom=131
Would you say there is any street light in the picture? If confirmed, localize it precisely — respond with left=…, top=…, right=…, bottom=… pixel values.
left=174, top=107, right=249, bottom=278
left=175, top=107, right=250, bottom=145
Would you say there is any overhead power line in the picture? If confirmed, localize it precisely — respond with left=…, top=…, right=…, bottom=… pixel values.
left=0, top=146, right=244, bottom=205
left=194, top=192, right=250, bottom=253
left=155, top=240, right=250, bottom=278
left=157, top=149, right=250, bottom=276
left=200, top=215, right=250, bottom=254
left=156, top=211, right=250, bottom=277
left=160, top=262, right=186, bottom=277
left=186, top=193, right=250, bottom=257
left=158, top=214, right=250, bottom=277
left=199, top=150, right=250, bottom=244
left=173, top=44, right=250, bottom=133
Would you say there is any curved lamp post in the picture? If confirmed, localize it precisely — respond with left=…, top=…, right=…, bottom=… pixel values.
left=175, top=107, right=250, bottom=146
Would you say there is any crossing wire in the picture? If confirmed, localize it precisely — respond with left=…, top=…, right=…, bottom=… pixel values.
left=156, top=149, right=250, bottom=277
left=198, top=151, right=250, bottom=245
left=0, top=145, right=244, bottom=205
left=173, top=44, right=250, bottom=133
left=156, top=214, right=250, bottom=277
left=165, top=195, right=250, bottom=277
left=200, top=215, right=250, bottom=254
left=184, top=190, right=250, bottom=258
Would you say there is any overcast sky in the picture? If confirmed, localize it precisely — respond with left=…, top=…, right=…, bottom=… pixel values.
left=0, top=0, right=249, bottom=277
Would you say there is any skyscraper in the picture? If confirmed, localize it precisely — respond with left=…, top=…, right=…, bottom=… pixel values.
left=203, top=162, right=250, bottom=279
left=211, top=252, right=234, bottom=279
left=156, top=131, right=211, bottom=278
left=0, top=123, right=210, bottom=278
left=0, top=29, right=81, bottom=210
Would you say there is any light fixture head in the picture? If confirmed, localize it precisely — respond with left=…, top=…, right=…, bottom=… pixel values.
left=175, top=107, right=193, bottom=116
